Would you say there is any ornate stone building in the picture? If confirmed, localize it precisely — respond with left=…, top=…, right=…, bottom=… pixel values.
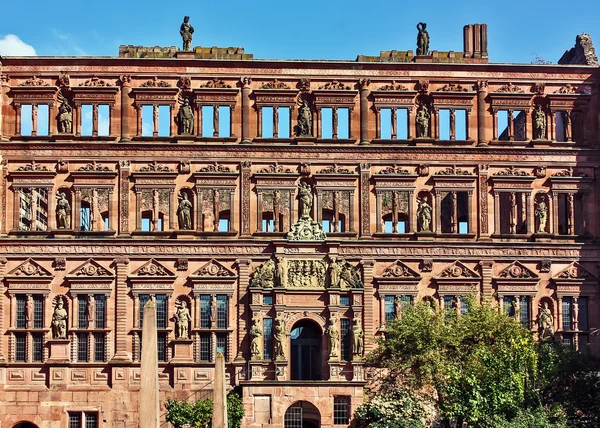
left=0, top=24, right=599, bottom=428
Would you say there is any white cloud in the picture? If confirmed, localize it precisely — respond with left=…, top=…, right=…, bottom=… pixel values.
left=0, top=34, right=36, bottom=56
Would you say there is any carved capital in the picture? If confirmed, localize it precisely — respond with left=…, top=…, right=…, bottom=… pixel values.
left=358, top=78, right=371, bottom=90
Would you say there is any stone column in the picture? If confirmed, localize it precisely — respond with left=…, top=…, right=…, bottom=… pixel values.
left=229, top=188, right=236, bottom=233
left=361, top=259, right=376, bottom=352
left=240, top=162, right=252, bottom=236
left=408, top=190, right=415, bottom=233
left=256, top=106, right=262, bottom=138
left=135, top=190, right=142, bottom=231
left=73, top=188, right=81, bottom=231
left=359, top=163, right=371, bottom=237
left=139, top=300, right=160, bottom=428
left=235, top=259, right=252, bottom=360
left=213, top=352, right=229, bottom=427
left=120, top=75, right=132, bottom=141
left=14, top=103, right=22, bottom=137
left=256, top=190, right=263, bottom=232
left=213, top=105, right=220, bottom=137
left=111, top=257, right=131, bottom=362
left=0, top=75, right=8, bottom=141
left=31, top=104, right=38, bottom=137
left=240, top=77, right=252, bottom=143
left=0, top=258, right=7, bottom=362
left=118, top=161, right=130, bottom=236
left=152, top=104, right=159, bottom=137
left=568, top=193, right=575, bottom=235
left=349, top=190, right=356, bottom=233
left=196, top=103, right=203, bottom=137
left=493, top=191, right=501, bottom=235
left=526, top=193, right=534, bottom=234
left=391, top=108, right=397, bottom=140
left=451, top=192, right=457, bottom=233
left=467, top=190, right=475, bottom=234
left=552, top=192, right=559, bottom=234
left=92, top=104, right=99, bottom=137
left=48, top=101, right=56, bottom=137
left=434, top=191, right=442, bottom=233
left=479, top=260, right=494, bottom=300
left=169, top=189, right=176, bottom=231
left=449, top=109, right=456, bottom=140
left=359, top=78, right=370, bottom=144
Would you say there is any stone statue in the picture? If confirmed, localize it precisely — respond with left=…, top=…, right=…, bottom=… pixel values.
left=533, top=105, right=546, bottom=140
left=174, top=300, right=192, bottom=339
left=417, top=197, right=432, bottom=232
left=328, top=256, right=342, bottom=288
left=180, top=16, right=194, bottom=51
left=52, top=297, right=68, bottom=339
left=177, top=192, right=193, bottom=230
left=326, top=316, right=339, bottom=358
left=275, top=256, right=288, bottom=288
left=512, top=297, right=521, bottom=321
left=298, top=181, right=313, bottom=219
left=251, top=259, right=276, bottom=288
left=297, top=100, right=312, bottom=137
left=538, top=302, right=554, bottom=340
left=416, top=103, right=430, bottom=138
left=273, top=313, right=286, bottom=360
left=339, top=259, right=363, bottom=289
left=352, top=315, right=364, bottom=356
left=26, top=295, right=33, bottom=328
left=57, top=100, right=72, bottom=133
left=250, top=316, right=262, bottom=359
left=416, top=22, right=430, bottom=56
left=210, top=294, right=218, bottom=326
left=56, top=192, right=71, bottom=229
left=177, top=98, right=194, bottom=135
left=87, top=295, right=95, bottom=327
left=535, top=197, right=548, bottom=233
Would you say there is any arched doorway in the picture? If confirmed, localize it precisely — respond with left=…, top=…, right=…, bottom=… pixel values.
left=284, top=401, right=321, bottom=428
left=13, top=422, right=39, bottom=428
left=290, top=319, right=322, bottom=380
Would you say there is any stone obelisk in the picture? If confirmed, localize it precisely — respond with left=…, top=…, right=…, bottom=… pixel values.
left=139, top=300, right=160, bottom=428
left=212, top=352, right=228, bottom=427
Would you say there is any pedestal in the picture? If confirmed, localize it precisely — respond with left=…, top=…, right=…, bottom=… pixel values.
left=274, top=360, right=287, bottom=381
left=295, top=137, right=316, bottom=145
left=172, top=339, right=194, bottom=364
left=175, top=51, right=195, bottom=59
left=329, top=361, right=343, bottom=381
left=415, top=231, right=435, bottom=241
left=47, top=339, right=71, bottom=363
left=533, top=232, right=553, bottom=242
left=52, top=229, right=74, bottom=238
left=249, top=361, right=269, bottom=381
left=173, top=230, right=196, bottom=239
left=352, top=362, right=365, bottom=382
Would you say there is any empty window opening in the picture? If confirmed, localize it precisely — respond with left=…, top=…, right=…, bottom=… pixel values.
left=380, top=109, right=392, bottom=139
left=141, top=105, right=153, bottom=137
left=20, top=104, right=33, bottom=135
left=202, top=105, right=215, bottom=137
left=81, top=104, right=93, bottom=136
left=218, top=106, right=231, bottom=137
left=158, top=105, right=170, bottom=137
left=439, top=109, right=451, bottom=140
left=555, top=111, right=568, bottom=142
left=455, top=110, right=467, bottom=140
left=98, top=104, right=110, bottom=136
left=37, top=104, right=49, bottom=136
left=261, top=107, right=274, bottom=138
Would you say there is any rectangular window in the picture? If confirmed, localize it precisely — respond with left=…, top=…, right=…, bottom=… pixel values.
left=333, top=396, right=350, bottom=425
left=263, top=317, right=273, bottom=360
left=562, top=334, right=573, bottom=348
left=68, top=412, right=98, bottom=428
left=32, top=333, right=43, bottom=362
left=95, top=295, right=106, bottom=329
left=519, top=296, right=530, bottom=329
left=33, top=295, right=44, bottom=329
left=384, top=295, right=395, bottom=322
left=79, top=296, right=88, bottom=329
left=562, top=297, right=573, bottom=331
left=216, top=333, right=227, bottom=359
left=579, top=334, right=589, bottom=353
left=200, top=295, right=211, bottom=328
left=80, top=205, right=91, bottom=231
left=263, top=295, right=273, bottom=305
left=218, top=218, right=229, bottom=232
left=199, top=333, right=211, bottom=362
left=77, top=333, right=89, bottom=362
left=218, top=106, right=232, bottom=137
left=504, top=296, right=515, bottom=317
left=16, top=295, right=26, bottom=329
left=15, top=333, right=26, bottom=362
left=340, top=296, right=350, bottom=306
left=69, top=413, right=81, bottom=428
left=340, top=318, right=351, bottom=362
left=157, top=332, right=167, bottom=362
left=579, top=297, right=588, bottom=331
left=94, top=333, right=105, bottom=362
left=155, top=295, right=167, bottom=329
left=459, top=296, right=468, bottom=315
left=139, top=294, right=150, bottom=328
left=444, top=295, right=456, bottom=312
left=217, top=295, right=228, bottom=329
left=85, top=413, right=98, bottom=428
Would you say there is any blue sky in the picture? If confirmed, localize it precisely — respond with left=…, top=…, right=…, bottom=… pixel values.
left=0, top=0, right=598, bottom=63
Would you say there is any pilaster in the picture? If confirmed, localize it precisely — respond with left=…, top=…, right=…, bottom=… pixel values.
left=235, top=258, right=252, bottom=360
left=111, top=257, right=131, bottom=362
left=361, top=259, right=375, bottom=352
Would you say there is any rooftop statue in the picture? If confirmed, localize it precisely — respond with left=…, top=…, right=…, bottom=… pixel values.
left=417, top=22, right=430, bottom=56
left=180, top=16, right=194, bottom=52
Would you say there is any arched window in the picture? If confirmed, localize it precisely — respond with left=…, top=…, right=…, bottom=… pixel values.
left=284, top=401, right=321, bottom=428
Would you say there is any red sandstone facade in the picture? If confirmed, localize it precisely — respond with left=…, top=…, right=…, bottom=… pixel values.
left=0, top=26, right=599, bottom=428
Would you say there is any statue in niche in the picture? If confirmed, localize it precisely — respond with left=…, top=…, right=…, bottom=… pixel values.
left=512, top=297, right=521, bottom=321
left=329, top=256, right=342, bottom=288
left=210, top=294, right=218, bottom=326
left=275, top=256, right=288, bottom=288
left=177, top=192, right=193, bottom=230
left=52, top=297, right=68, bottom=339
left=174, top=300, right=192, bottom=339
left=416, top=22, right=430, bottom=56
left=352, top=315, right=364, bottom=356
left=298, top=181, right=313, bottom=219
left=533, top=105, right=546, bottom=140
left=57, top=99, right=72, bottom=133
left=56, top=192, right=71, bottom=229
left=297, top=100, right=312, bottom=137
left=535, top=196, right=548, bottom=233
left=538, top=302, right=554, bottom=340
left=326, top=316, right=339, bottom=358
left=26, top=295, right=34, bottom=328
left=273, top=313, right=286, bottom=360
left=416, top=103, right=430, bottom=138
left=250, top=316, right=262, bottom=359
left=177, top=98, right=194, bottom=135
left=180, top=16, right=194, bottom=51
left=417, top=197, right=432, bottom=232
left=87, top=295, right=95, bottom=327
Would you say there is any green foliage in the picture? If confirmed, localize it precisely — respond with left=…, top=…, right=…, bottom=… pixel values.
left=164, top=393, right=245, bottom=428
left=353, top=387, right=426, bottom=428
left=484, top=406, right=569, bottom=428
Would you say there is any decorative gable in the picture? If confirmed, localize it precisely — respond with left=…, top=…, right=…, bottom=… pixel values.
left=437, top=261, right=480, bottom=279
left=555, top=262, right=596, bottom=280
left=131, top=259, right=175, bottom=277
left=8, top=258, right=52, bottom=277
left=381, top=260, right=420, bottom=278
left=375, top=260, right=421, bottom=294
left=494, top=261, right=539, bottom=296
left=5, top=258, right=52, bottom=293
left=553, top=262, right=597, bottom=297
left=188, top=260, right=237, bottom=295
left=497, top=261, right=537, bottom=279
left=68, top=259, right=114, bottom=277
left=129, top=259, right=176, bottom=295
left=65, top=259, right=114, bottom=294
left=435, top=261, right=480, bottom=295
left=192, top=259, right=236, bottom=277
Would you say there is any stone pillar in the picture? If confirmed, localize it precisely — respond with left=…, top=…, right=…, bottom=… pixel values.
left=169, top=189, right=176, bottom=231
left=235, top=259, right=252, bottom=360
left=449, top=109, right=456, bottom=140
left=434, top=191, right=442, bottom=233
left=526, top=193, right=534, bottom=234
left=31, top=104, right=38, bottom=137
left=240, top=162, right=252, bottom=237
left=120, top=75, right=132, bottom=141
left=135, top=190, right=142, bottom=231
left=112, top=257, right=131, bottom=362
left=568, top=193, right=575, bottom=235
left=118, top=161, right=130, bottom=236
left=0, top=258, right=6, bottom=362
left=14, top=103, right=22, bottom=136
left=391, top=108, right=397, bottom=140
left=359, top=78, right=370, bottom=144
left=0, top=75, right=8, bottom=141
left=493, top=191, right=501, bottom=235
left=361, top=259, right=375, bottom=352
left=213, top=352, right=229, bottom=428
left=139, top=300, right=159, bottom=428
left=152, top=104, right=159, bottom=137
left=552, top=192, right=559, bottom=234
left=479, top=260, right=494, bottom=300
left=467, top=190, right=475, bottom=234
left=375, top=191, right=382, bottom=233
left=73, top=188, right=81, bottom=231
left=451, top=191, right=457, bottom=233
left=359, top=163, right=371, bottom=237
left=229, top=188, right=236, bottom=233
left=241, top=77, right=252, bottom=143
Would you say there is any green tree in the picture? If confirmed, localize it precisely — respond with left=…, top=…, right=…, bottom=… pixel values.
left=354, top=387, right=427, bottom=428
left=365, top=299, right=540, bottom=427
left=165, top=392, right=244, bottom=428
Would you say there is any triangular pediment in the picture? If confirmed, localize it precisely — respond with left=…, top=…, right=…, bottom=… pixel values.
left=437, top=261, right=480, bottom=279
left=8, top=258, right=52, bottom=277
left=496, top=261, right=537, bottom=279
left=192, top=259, right=236, bottom=277
left=68, top=259, right=114, bottom=277
left=555, top=262, right=597, bottom=280
left=131, top=259, right=175, bottom=277
left=380, top=260, right=420, bottom=278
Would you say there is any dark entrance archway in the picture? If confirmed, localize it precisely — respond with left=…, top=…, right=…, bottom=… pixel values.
left=13, top=422, right=39, bottom=428
left=284, top=401, right=321, bottom=428
left=290, top=319, right=322, bottom=380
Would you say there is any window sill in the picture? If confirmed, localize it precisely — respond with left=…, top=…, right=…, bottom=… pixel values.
left=9, top=230, right=50, bottom=238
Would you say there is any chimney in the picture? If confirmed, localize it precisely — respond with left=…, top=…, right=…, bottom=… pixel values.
left=463, top=24, right=488, bottom=59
